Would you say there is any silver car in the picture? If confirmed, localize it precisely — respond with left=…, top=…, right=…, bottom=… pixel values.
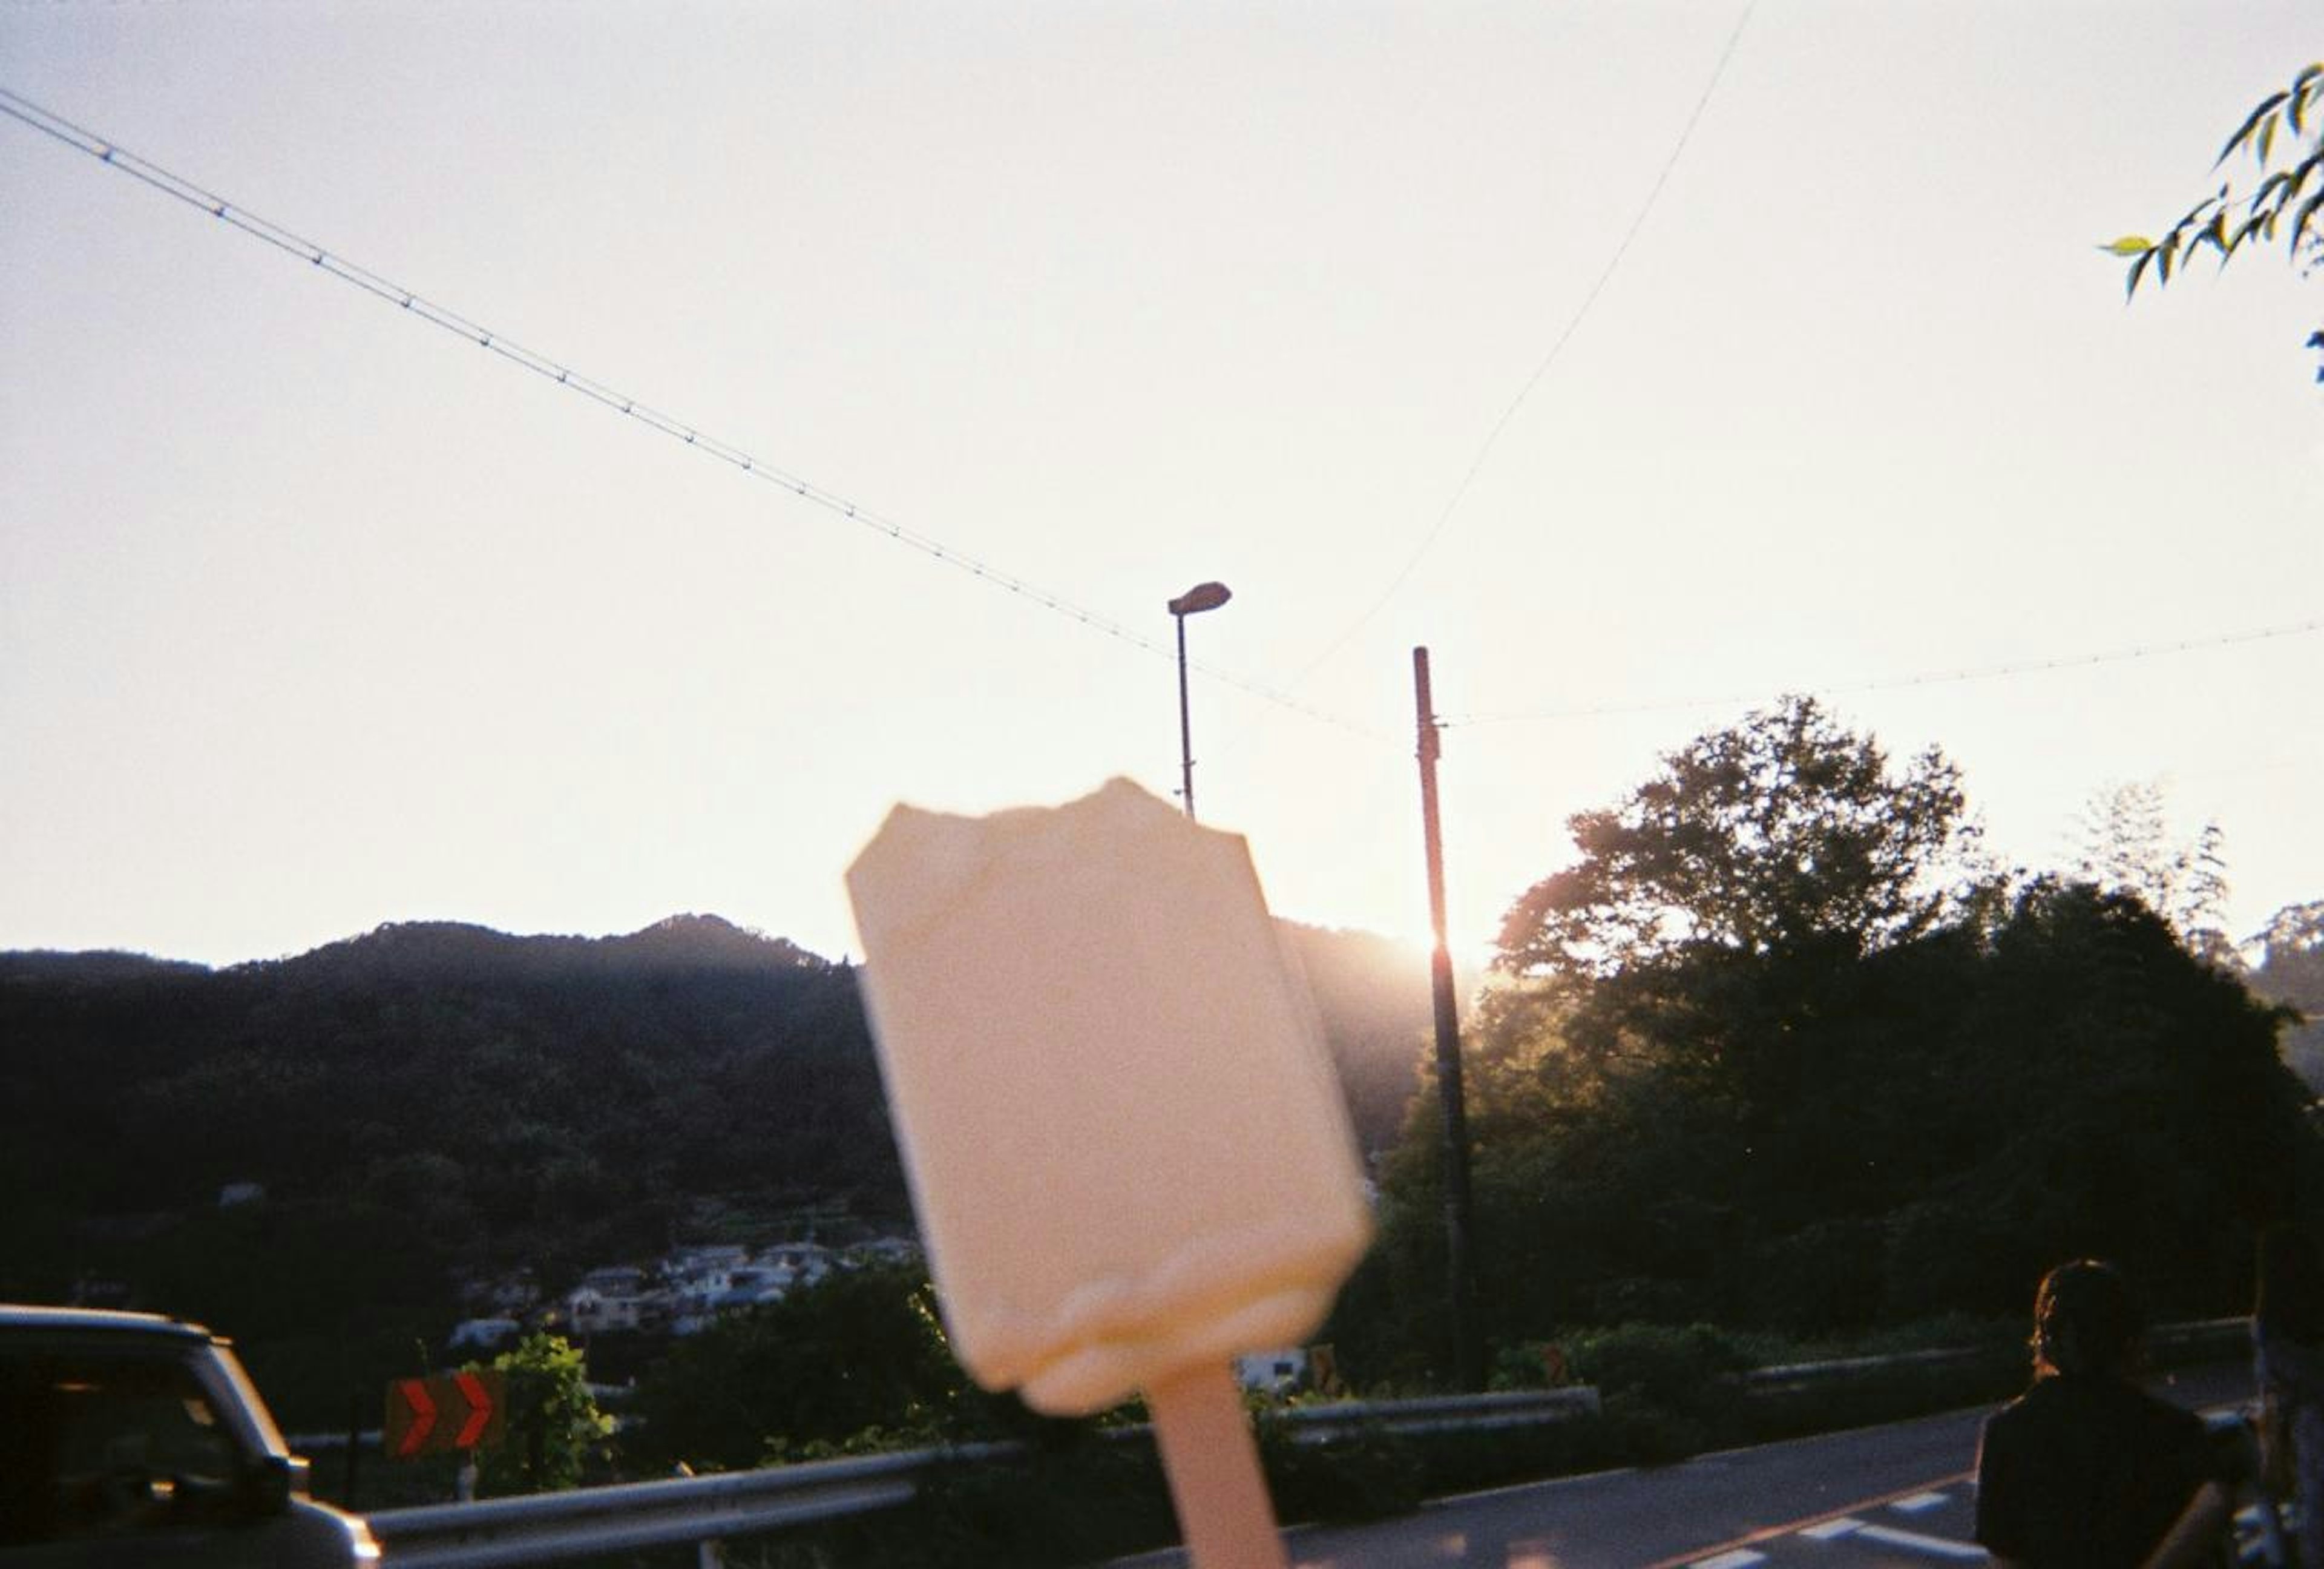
left=0, top=1305, right=378, bottom=1567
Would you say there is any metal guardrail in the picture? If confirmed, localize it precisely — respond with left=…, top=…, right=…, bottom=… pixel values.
left=366, top=1442, right=1018, bottom=1568
left=359, top=1320, right=2254, bottom=1566
left=1739, top=1315, right=2251, bottom=1397
left=362, top=1389, right=1604, bottom=1565
left=1279, top=1386, right=1600, bottom=1443
left=1742, top=1342, right=1992, bottom=1395
left=2152, top=1316, right=2257, bottom=1359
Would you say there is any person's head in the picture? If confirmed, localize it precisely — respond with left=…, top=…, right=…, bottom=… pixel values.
left=2257, top=1225, right=2324, bottom=1342
left=2030, top=1259, right=2142, bottom=1380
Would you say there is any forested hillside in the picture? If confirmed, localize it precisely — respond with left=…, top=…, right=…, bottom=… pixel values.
left=2250, top=900, right=2324, bottom=1088
left=1, top=916, right=896, bottom=1279
left=0, top=912, right=1430, bottom=1336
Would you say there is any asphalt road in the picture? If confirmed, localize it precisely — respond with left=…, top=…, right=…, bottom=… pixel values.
left=1109, top=1363, right=2257, bottom=1568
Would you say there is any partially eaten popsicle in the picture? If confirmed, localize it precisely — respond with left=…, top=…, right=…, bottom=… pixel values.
left=845, top=777, right=1373, bottom=1567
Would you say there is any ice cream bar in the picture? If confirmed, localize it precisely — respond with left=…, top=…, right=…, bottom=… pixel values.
left=844, top=776, right=1373, bottom=1419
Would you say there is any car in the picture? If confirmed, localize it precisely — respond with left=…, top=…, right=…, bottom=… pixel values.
left=0, top=1304, right=378, bottom=1566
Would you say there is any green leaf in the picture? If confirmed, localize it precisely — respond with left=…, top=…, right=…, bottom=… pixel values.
left=2291, top=64, right=2324, bottom=136
left=2126, top=247, right=2153, bottom=300
left=2100, top=235, right=2155, bottom=256
left=2217, top=90, right=2290, bottom=166
left=2260, top=113, right=2278, bottom=167
left=2293, top=188, right=2324, bottom=251
left=2158, top=231, right=2179, bottom=283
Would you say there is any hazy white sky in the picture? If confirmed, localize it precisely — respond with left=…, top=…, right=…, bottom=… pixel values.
left=2, top=2, right=2317, bottom=970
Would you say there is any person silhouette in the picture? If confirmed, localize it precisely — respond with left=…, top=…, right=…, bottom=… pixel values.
left=1974, top=1260, right=2234, bottom=1568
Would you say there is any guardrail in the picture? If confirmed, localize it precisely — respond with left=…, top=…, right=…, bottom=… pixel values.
left=364, top=1387, right=1604, bottom=1565
left=361, top=1320, right=2253, bottom=1566
left=1279, top=1385, right=1600, bottom=1443
left=1739, top=1315, right=2251, bottom=1398
left=366, top=1442, right=1018, bottom=1568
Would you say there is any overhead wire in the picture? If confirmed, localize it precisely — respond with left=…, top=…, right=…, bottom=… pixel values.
left=0, top=84, right=1379, bottom=745
left=1286, top=0, right=1759, bottom=686
left=4, top=84, right=2308, bottom=757
left=1442, top=616, right=2324, bottom=727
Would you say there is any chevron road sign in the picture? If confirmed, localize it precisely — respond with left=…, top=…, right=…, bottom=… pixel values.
left=385, top=1368, right=507, bottom=1458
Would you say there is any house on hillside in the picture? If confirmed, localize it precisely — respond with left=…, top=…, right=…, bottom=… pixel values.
left=456, top=1268, right=542, bottom=1318
left=1235, top=1349, right=1306, bottom=1395
left=759, top=1242, right=836, bottom=1291
left=566, top=1266, right=653, bottom=1335
left=448, top=1317, right=522, bottom=1355
left=714, top=1267, right=790, bottom=1312
left=845, top=1237, right=921, bottom=1270
left=669, top=1244, right=749, bottom=1277
left=669, top=1263, right=792, bottom=1335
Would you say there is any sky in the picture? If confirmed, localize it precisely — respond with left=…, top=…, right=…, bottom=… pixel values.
left=2, top=2, right=2318, bottom=974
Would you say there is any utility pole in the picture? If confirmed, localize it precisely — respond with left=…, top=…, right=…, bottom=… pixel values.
left=1413, top=646, right=1481, bottom=1391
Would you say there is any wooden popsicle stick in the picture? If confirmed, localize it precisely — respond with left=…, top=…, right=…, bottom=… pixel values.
left=1147, top=1361, right=1290, bottom=1569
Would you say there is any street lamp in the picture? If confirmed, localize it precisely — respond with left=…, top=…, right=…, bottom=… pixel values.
left=1167, top=581, right=1232, bottom=820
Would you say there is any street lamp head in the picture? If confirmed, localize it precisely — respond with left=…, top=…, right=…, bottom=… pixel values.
left=1167, top=581, right=1232, bottom=617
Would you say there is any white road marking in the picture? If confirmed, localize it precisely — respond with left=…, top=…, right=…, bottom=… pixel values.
left=1799, top=1517, right=1865, bottom=1539
left=1889, top=1492, right=1951, bottom=1513
left=1855, top=1523, right=1987, bottom=1560
left=1690, top=1552, right=1768, bottom=1569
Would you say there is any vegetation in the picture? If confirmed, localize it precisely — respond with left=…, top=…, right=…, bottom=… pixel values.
left=2107, top=61, right=2323, bottom=378
left=473, top=1333, right=613, bottom=1496
left=0, top=912, right=1426, bottom=1432
left=2252, top=901, right=2324, bottom=1088
left=2067, top=779, right=2231, bottom=960
left=0, top=915, right=902, bottom=1426
left=623, top=1266, right=988, bottom=1472
left=1333, top=696, right=2319, bottom=1387
left=3, top=699, right=2319, bottom=1550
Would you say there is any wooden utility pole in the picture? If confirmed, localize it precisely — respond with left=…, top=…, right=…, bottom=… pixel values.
left=1413, top=646, right=1480, bottom=1390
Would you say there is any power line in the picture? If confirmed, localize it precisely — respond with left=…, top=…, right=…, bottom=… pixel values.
left=1443, top=616, right=2324, bottom=727
left=16, top=85, right=2297, bottom=760
left=1288, top=0, right=1759, bottom=685
left=0, top=84, right=1379, bottom=744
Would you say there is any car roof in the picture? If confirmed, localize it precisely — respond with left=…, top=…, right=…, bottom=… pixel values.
left=0, top=1304, right=217, bottom=1342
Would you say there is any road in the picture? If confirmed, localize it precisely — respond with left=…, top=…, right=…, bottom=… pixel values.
left=1110, top=1363, right=2255, bottom=1568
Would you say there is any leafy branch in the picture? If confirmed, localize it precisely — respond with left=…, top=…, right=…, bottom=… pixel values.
left=2104, top=62, right=2324, bottom=306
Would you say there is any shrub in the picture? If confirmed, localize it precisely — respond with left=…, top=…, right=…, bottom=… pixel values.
left=1568, top=1323, right=1748, bottom=1415
left=1255, top=1413, right=1423, bottom=1524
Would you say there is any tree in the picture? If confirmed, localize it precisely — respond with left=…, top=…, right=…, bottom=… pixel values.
left=2068, top=780, right=2231, bottom=960
left=1496, top=695, right=1995, bottom=1073
left=1354, top=700, right=1997, bottom=1343
left=473, top=1333, right=611, bottom=1496
left=1499, top=696, right=1986, bottom=979
left=1332, top=698, right=2320, bottom=1360
left=2106, top=62, right=2323, bottom=379
left=1899, top=882, right=2313, bottom=1315
left=2250, top=899, right=2324, bottom=1089
left=2255, top=899, right=2324, bottom=978
left=624, top=1268, right=983, bottom=1472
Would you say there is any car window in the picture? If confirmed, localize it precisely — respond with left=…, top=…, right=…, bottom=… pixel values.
left=0, top=1349, right=244, bottom=1546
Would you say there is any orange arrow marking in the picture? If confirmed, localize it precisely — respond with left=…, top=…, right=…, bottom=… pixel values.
left=395, top=1377, right=437, bottom=1457
left=454, top=1370, right=494, bottom=1449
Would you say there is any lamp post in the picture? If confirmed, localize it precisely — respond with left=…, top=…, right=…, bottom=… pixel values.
left=1167, top=581, right=1232, bottom=820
